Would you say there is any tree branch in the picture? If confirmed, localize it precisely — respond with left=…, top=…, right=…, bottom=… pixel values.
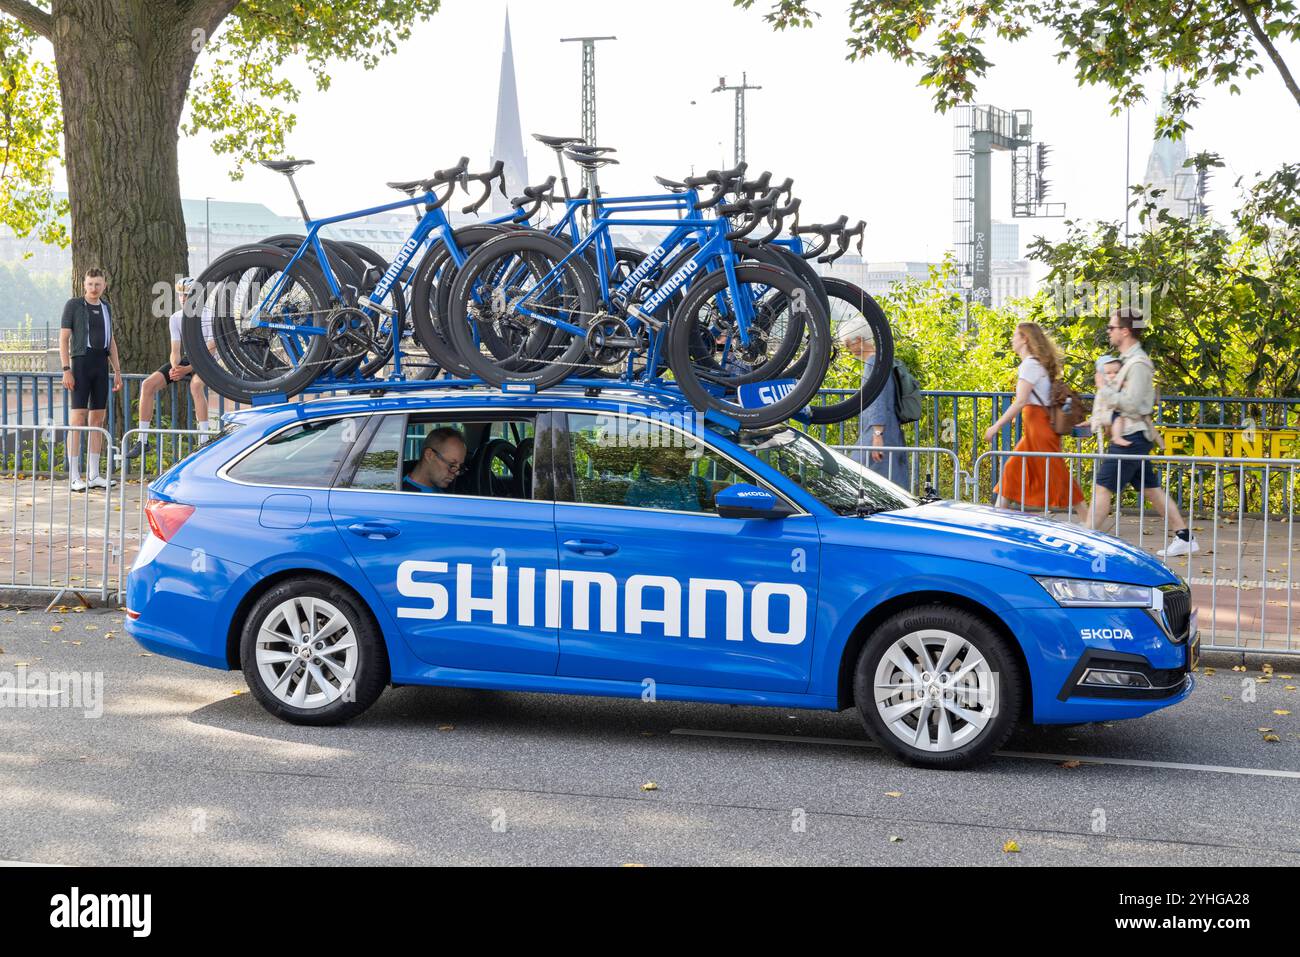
left=1233, top=0, right=1300, bottom=112
left=0, top=0, right=52, bottom=39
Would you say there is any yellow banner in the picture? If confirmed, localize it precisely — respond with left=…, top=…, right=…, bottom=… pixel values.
left=1159, top=427, right=1300, bottom=459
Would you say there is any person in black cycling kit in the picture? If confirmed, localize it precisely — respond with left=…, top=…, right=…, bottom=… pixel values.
left=60, top=268, right=123, bottom=491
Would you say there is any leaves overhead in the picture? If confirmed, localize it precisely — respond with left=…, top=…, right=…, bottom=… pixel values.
left=0, top=0, right=441, bottom=239
left=736, top=0, right=1300, bottom=125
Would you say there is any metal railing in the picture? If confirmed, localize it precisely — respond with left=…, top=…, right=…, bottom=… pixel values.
left=830, top=444, right=964, bottom=500
left=0, top=424, right=114, bottom=603
left=971, top=448, right=1299, bottom=653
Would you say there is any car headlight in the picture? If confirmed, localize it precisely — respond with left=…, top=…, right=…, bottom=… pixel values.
left=1034, top=577, right=1155, bottom=607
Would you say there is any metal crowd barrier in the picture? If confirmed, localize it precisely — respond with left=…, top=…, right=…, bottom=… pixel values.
left=0, top=424, right=115, bottom=604
left=972, top=448, right=1299, bottom=653
left=830, top=444, right=965, bottom=500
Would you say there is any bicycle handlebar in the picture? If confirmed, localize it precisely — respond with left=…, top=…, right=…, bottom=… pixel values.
left=818, top=218, right=866, bottom=265
left=461, top=160, right=508, bottom=215
left=510, top=176, right=559, bottom=221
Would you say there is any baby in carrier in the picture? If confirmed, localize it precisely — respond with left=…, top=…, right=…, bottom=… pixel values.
left=1090, top=355, right=1131, bottom=447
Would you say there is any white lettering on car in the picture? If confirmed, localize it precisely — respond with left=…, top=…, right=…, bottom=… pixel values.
left=396, top=560, right=808, bottom=645
left=1080, top=627, right=1136, bottom=641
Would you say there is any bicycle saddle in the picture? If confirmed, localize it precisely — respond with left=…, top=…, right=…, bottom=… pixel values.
left=564, top=150, right=619, bottom=169
left=386, top=178, right=427, bottom=194
left=533, top=133, right=584, bottom=149
left=654, top=175, right=690, bottom=192
left=567, top=144, right=617, bottom=156
left=259, top=159, right=314, bottom=175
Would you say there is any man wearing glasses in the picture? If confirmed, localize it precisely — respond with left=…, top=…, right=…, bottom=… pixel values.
left=403, top=427, right=467, bottom=493
left=1085, top=309, right=1197, bottom=557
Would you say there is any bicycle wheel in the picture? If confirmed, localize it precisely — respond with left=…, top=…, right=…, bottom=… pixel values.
left=409, top=224, right=515, bottom=378
left=803, top=278, right=895, bottom=425
left=444, top=230, right=598, bottom=389
left=666, top=263, right=830, bottom=427
left=184, top=246, right=334, bottom=403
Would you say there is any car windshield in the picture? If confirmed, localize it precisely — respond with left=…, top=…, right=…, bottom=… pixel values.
left=721, top=425, right=918, bottom=516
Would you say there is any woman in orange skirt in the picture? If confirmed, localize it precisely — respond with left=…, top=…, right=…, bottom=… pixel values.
left=983, top=322, right=1087, bottom=520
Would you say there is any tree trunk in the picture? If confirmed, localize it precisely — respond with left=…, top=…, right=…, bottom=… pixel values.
left=49, top=2, right=198, bottom=373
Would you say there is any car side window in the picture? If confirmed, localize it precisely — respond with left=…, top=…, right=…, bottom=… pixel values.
left=391, top=414, right=539, bottom=499
left=565, top=412, right=762, bottom=514
left=227, top=416, right=365, bottom=488
left=339, top=414, right=406, bottom=491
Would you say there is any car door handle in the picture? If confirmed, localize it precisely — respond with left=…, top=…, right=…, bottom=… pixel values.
left=562, top=538, right=619, bottom=556
left=348, top=522, right=400, bottom=541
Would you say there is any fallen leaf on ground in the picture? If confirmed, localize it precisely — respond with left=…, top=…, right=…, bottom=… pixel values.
left=641, top=782, right=659, bottom=792
left=1003, top=840, right=1021, bottom=853
left=889, top=835, right=904, bottom=843
left=1059, top=760, right=1082, bottom=769
left=1263, top=734, right=1281, bottom=743
left=1274, top=710, right=1291, bottom=716
left=884, top=791, right=903, bottom=798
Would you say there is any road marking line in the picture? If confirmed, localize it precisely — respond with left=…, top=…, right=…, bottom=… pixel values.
left=669, top=728, right=1300, bottom=779
left=0, top=859, right=62, bottom=867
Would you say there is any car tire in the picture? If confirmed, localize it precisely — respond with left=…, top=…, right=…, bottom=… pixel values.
left=853, top=605, right=1022, bottom=769
left=239, top=576, right=389, bottom=726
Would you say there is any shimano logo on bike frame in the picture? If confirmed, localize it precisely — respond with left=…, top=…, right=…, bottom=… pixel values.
left=377, top=236, right=421, bottom=295
left=395, top=561, right=808, bottom=646
left=641, top=257, right=700, bottom=314
left=613, top=244, right=668, bottom=302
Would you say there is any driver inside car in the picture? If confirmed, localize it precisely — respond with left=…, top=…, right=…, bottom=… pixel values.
left=402, top=427, right=467, bottom=493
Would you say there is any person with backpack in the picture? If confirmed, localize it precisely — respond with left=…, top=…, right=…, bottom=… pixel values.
left=835, top=316, right=914, bottom=488
left=1083, top=309, right=1196, bottom=556
left=983, top=321, right=1088, bottom=521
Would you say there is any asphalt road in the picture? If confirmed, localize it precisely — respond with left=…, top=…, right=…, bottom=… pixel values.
left=1, top=603, right=1298, bottom=866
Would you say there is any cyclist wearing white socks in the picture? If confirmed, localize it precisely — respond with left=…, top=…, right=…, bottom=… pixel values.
left=125, top=277, right=215, bottom=461
left=60, top=268, right=123, bottom=491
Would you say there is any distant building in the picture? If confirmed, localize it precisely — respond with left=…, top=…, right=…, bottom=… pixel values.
left=991, top=221, right=1019, bottom=262
left=1140, top=84, right=1208, bottom=220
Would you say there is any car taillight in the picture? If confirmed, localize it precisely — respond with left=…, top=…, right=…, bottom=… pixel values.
left=145, top=499, right=194, bottom=542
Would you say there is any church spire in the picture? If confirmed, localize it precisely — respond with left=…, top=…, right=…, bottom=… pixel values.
left=490, top=9, right=528, bottom=213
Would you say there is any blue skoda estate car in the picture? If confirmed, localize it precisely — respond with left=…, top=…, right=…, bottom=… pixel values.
left=126, top=386, right=1196, bottom=768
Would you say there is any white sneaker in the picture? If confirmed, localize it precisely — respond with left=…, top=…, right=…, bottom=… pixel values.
left=87, top=475, right=116, bottom=490
left=69, top=477, right=87, bottom=492
left=1158, top=536, right=1199, bottom=558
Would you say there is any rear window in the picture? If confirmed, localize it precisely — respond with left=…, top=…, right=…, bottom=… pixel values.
left=226, top=416, right=365, bottom=487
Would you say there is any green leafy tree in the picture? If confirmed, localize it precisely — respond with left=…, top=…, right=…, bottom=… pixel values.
left=737, top=0, right=1300, bottom=133
left=0, top=1, right=440, bottom=369
left=1024, top=154, right=1300, bottom=400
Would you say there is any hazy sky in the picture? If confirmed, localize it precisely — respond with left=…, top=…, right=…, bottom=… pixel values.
left=161, top=0, right=1300, bottom=264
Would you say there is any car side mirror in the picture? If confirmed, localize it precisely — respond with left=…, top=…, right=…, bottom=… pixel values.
left=715, top=483, right=794, bottom=520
